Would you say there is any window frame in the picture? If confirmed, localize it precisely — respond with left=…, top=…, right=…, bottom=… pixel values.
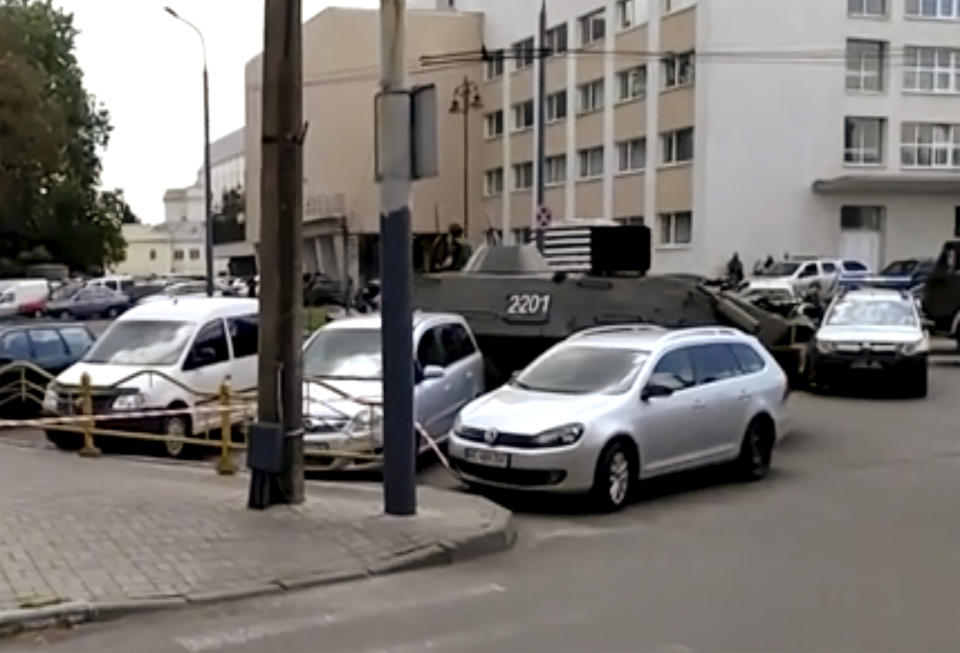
left=660, top=127, right=694, bottom=165
left=512, top=99, right=535, bottom=132
left=662, top=51, right=695, bottom=90
left=847, top=0, right=887, bottom=17
left=512, top=161, right=534, bottom=191
left=657, top=211, right=693, bottom=247
left=484, top=167, right=504, bottom=196
left=616, top=0, right=636, bottom=30
left=905, top=0, right=960, bottom=19
left=844, top=116, right=885, bottom=165
left=544, top=154, right=567, bottom=186
left=545, top=90, right=567, bottom=123
left=902, top=46, right=960, bottom=94
left=484, top=49, right=505, bottom=80
left=577, top=146, right=605, bottom=180
left=544, top=23, right=568, bottom=55
left=578, top=9, right=606, bottom=46
left=513, top=37, right=535, bottom=70
left=900, top=122, right=960, bottom=169
left=617, top=137, right=646, bottom=173
left=484, top=110, right=504, bottom=139
left=845, top=39, right=886, bottom=92
left=577, top=78, right=605, bottom=114
left=617, top=65, right=647, bottom=102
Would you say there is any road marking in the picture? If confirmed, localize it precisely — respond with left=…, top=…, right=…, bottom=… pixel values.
left=173, top=583, right=507, bottom=652
left=527, top=522, right=646, bottom=547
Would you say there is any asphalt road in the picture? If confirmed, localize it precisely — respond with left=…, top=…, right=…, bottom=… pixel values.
left=5, top=359, right=959, bottom=652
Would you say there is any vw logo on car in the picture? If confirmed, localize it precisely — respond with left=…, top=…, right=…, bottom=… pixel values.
left=483, top=428, right=499, bottom=445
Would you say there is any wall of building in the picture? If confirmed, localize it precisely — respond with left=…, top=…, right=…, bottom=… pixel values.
left=114, top=225, right=172, bottom=277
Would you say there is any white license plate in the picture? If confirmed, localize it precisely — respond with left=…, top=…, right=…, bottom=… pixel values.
left=463, top=447, right=509, bottom=468
left=851, top=361, right=882, bottom=370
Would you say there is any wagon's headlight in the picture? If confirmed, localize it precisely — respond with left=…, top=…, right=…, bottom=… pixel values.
left=346, top=408, right=382, bottom=440
left=815, top=339, right=835, bottom=354
left=112, top=392, right=146, bottom=411
left=532, top=423, right=584, bottom=447
left=43, top=384, right=59, bottom=412
left=899, top=336, right=928, bottom=356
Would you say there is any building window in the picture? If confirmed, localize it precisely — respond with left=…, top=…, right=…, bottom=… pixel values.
left=658, top=212, right=692, bottom=246
left=616, top=216, right=645, bottom=226
left=484, top=49, right=505, bottom=80
left=844, top=117, right=885, bottom=164
left=512, top=162, right=534, bottom=190
left=661, top=127, right=694, bottom=164
left=545, top=154, right=566, bottom=185
left=662, top=51, right=695, bottom=89
left=545, top=90, right=567, bottom=122
left=189, top=249, right=201, bottom=260
left=848, top=0, right=886, bottom=16
left=664, top=0, right=695, bottom=13
left=484, top=110, right=503, bottom=138
left=616, top=0, right=635, bottom=29
left=903, top=46, right=960, bottom=93
left=905, top=0, right=960, bottom=19
left=577, top=79, right=604, bottom=113
left=545, top=23, right=568, bottom=55
left=841, top=206, right=884, bottom=231
left=173, top=249, right=185, bottom=261
left=484, top=168, right=504, bottom=196
left=617, top=138, right=646, bottom=172
left=846, top=40, right=885, bottom=91
left=578, top=146, right=604, bottom=179
left=579, top=9, right=605, bottom=46
left=900, top=122, right=960, bottom=168
left=512, top=100, right=534, bottom=131
left=513, top=37, right=535, bottom=70
left=149, top=249, right=156, bottom=260
left=617, top=65, right=646, bottom=101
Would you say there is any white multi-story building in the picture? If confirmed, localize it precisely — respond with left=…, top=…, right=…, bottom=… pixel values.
left=244, top=0, right=960, bottom=280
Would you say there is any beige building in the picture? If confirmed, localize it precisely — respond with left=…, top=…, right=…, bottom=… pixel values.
left=244, top=0, right=960, bottom=281
left=114, top=221, right=209, bottom=277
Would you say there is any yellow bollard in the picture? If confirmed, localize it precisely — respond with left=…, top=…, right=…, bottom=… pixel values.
left=78, top=372, right=101, bottom=458
left=215, top=377, right=237, bottom=475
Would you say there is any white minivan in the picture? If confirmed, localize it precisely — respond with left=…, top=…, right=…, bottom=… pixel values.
left=0, top=279, right=50, bottom=318
left=43, top=297, right=259, bottom=457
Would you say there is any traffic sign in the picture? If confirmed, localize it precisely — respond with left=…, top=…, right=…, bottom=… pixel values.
left=535, top=204, right=552, bottom=230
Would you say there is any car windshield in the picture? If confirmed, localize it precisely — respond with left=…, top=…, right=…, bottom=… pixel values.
left=880, top=261, right=913, bottom=276
left=514, top=345, right=649, bottom=394
left=303, top=328, right=382, bottom=379
left=84, top=321, right=194, bottom=365
left=761, top=262, right=800, bottom=277
left=825, top=299, right=917, bottom=327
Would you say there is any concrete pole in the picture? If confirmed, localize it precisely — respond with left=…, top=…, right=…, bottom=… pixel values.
left=203, top=67, right=214, bottom=296
left=249, top=0, right=305, bottom=508
left=379, top=0, right=416, bottom=516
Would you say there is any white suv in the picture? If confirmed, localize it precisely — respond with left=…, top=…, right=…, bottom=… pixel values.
left=448, top=325, right=790, bottom=511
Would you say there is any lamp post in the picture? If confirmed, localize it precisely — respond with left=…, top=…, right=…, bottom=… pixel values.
left=449, top=77, right=481, bottom=240
left=165, top=6, right=214, bottom=297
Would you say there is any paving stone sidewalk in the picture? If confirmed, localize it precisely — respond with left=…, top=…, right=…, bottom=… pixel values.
left=0, top=442, right=513, bottom=632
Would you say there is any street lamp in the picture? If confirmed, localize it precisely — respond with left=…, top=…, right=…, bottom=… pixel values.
left=165, top=6, right=214, bottom=297
left=449, top=77, right=482, bottom=240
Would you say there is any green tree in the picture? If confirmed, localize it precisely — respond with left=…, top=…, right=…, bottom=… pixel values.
left=0, top=0, right=131, bottom=274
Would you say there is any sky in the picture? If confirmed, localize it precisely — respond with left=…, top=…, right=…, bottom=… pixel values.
left=53, top=0, right=378, bottom=224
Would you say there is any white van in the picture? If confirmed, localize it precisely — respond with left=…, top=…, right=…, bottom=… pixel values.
left=0, top=279, right=50, bottom=318
left=86, top=275, right=135, bottom=294
left=43, top=297, right=259, bottom=457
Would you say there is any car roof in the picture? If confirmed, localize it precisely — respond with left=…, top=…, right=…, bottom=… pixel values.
left=118, top=297, right=258, bottom=322
left=567, top=325, right=750, bottom=350
left=838, top=288, right=909, bottom=301
left=0, top=321, right=89, bottom=333
left=319, top=311, right=466, bottom=332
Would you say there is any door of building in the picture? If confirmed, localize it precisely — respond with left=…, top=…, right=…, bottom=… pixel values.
left=839, top=206, right=884, bottom=270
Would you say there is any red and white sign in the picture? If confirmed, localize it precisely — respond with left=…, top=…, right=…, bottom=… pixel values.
left=535, top=204, right=552, bottom=231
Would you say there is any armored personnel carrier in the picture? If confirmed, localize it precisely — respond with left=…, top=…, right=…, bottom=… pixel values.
left=412, top=225, right=815, bottom=387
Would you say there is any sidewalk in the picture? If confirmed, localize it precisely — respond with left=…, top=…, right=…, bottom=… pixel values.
left=0, top=442, right=513, bottom=635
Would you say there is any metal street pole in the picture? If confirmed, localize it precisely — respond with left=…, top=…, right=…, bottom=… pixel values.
left=249, top=0, right=305, bottom=508
left=164, top=6, right=214, bottom=296
left=379, top=0, right=416, bottom=516
left=534, top=0, right=546, bottom=252
left=449, top=78, right=481, bottom=240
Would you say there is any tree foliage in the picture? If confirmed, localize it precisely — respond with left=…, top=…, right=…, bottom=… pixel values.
left=0, top=0, right=132, bottom=275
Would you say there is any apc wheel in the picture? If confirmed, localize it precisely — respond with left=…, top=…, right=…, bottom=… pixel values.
left=591, top=440, right=635, bottom=512
left=735, top=419, right=773, bottom=481
left=162, top=414, right=193, bottom=458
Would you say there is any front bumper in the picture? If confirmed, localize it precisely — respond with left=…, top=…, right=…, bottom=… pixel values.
left=447, top=432, right=596, bottom=493
left=810, top=349, right=926, bottom=375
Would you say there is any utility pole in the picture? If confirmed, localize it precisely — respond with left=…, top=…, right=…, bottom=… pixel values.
left=379, top=0, right=416, bottom=515
left=534, top=0, right=547, bottom=251
left=249, top=0, right=305, bottom=508
left=449, top=76, right=481, bottom=239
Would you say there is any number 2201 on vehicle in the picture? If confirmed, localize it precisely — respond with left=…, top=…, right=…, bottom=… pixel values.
left=504, top=293, right=551, bottom=323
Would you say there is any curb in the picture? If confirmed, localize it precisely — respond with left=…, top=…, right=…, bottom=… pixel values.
left=0, top=509, right=516, bottom=639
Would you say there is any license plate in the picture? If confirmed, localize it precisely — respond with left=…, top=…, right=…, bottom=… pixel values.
left=463, top=447, right=509, bottom=468
left=504, top=292, right=551, bottom=324
left=851, top=360, right=882, bottom=370
left=306, top=441, right=330, bottom=451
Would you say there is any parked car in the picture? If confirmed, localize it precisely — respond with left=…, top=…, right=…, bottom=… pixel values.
left=0, top=279, right=50, bottom=319
left=750, top=258, right=844, bottom=298
left=85, top=275, right=135, bottom=294
left=136, top=281, right=218, bottom=305
left=301, top=311, right=484, bottom=468
left=808, top=288, right=928, bottom=397
left=303, top=272, right=346, bottom=306
left=923, top=240, right=960, bottom=349
left=837, top=257, right=934, bottom=294
left=448, top=325, right=789, bottom=511
left=43, top=297, right=259, bottom=456
left=44, top=286, right=129, bottom=319
left=0, top=322, right=95, bottom=417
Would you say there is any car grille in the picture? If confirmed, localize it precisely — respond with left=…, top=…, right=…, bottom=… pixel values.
left=833, top=342, right=899, bottom=358
left=456, top=426, right=542, bottom=448
left=53, top=386, right=124, bottom=415
left=452, top=460, right=566, bottom=487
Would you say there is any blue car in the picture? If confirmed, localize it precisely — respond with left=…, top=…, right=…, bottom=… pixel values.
left=0, top=322, right=96, bottom=417
left=837, top=258, right=934, bottom=294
